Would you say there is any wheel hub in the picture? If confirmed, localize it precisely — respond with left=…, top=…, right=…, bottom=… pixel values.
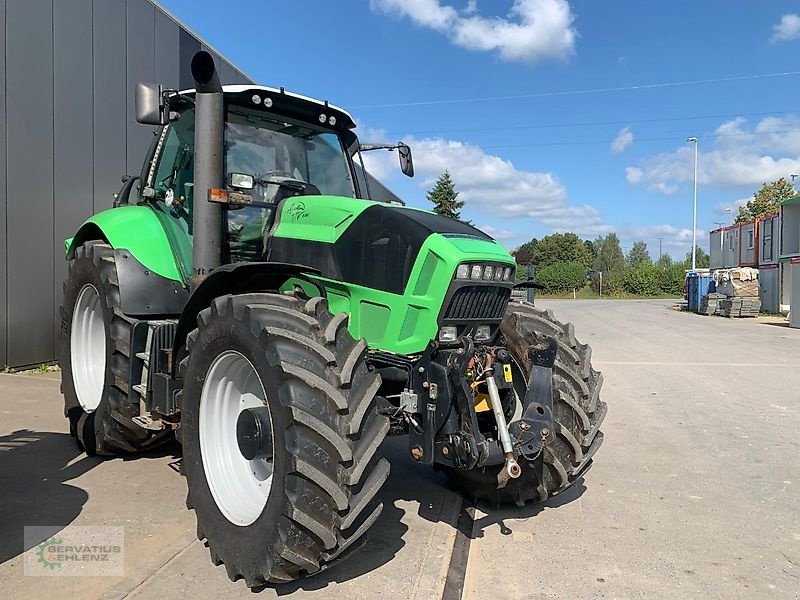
left=236, top=406, right=274, bottom=461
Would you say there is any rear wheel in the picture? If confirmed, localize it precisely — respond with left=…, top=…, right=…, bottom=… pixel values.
left=442, top=301, right=606, bottom=505
left=181, top=293, right=390, bottom=586
left=59, top=241, right=173, bottom=455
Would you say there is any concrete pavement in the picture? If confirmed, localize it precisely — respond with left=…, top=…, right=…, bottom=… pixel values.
left=465, top=300, right=800, bottom=599
left=2, top=300, right=799, bottom=599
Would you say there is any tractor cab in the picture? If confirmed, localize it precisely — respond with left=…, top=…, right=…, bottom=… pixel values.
left=134, top=79, right=412, bottom=267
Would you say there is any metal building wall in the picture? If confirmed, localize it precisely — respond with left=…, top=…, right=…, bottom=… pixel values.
left=1, top=0, right=252, bottom=368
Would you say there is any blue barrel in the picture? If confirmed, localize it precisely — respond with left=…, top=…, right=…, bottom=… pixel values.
left=687, top=272, right=713, bottom=312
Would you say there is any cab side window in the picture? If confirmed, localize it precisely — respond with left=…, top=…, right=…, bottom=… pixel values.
left=148, top=109, right=195, bottom=231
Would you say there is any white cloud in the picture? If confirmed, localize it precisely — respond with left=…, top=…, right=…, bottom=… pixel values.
left=611, top=127, right=633, bottom=154
left=713, top=197, right=749, bottom=216
left=370, top=0, right=577, bottom=64
left=616, top=224, right=709, bottom=257
left=625, top=115, right=800, bottom=194
left=771, top=14, right=800, bottom=42
left=625, top=166, right=643, bottom=184
left=357, top=124, right=610, bottom=235
left=479, top=225, right=517, bottom=240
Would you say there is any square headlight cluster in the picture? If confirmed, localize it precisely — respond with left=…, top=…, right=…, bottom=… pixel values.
left=456, top=263, right=513, bottom=281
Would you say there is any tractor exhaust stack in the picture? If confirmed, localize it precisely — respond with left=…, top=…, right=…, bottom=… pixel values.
left=190, top=51, right=224, bottom=290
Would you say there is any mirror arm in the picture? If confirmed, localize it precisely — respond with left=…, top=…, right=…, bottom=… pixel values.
left=113, top=175, right=140, bottom=208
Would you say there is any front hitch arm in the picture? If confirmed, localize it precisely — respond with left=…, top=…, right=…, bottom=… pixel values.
left=508, top=336, right=559, bottom=460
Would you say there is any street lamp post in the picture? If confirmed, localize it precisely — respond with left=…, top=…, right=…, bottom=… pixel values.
left=687, top=137, right=698, bottom=271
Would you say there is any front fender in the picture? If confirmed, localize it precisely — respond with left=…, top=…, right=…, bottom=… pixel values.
left=66, top=205, right=186, bottom=284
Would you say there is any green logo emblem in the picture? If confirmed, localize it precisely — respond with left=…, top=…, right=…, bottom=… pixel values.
left=36, top=537, right=63, bottom=569
left=288, top=201, right=309, bottom=221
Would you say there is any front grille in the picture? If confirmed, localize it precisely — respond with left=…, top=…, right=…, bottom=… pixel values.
left=443, top=285, right=511, bottom=321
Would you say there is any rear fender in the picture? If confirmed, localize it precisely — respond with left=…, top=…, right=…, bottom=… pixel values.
left=170, top=262, right=324, bottom=377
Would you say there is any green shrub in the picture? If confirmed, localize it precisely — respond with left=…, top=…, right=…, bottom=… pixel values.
left=536, top=261, right=587, bottom=293
left=658, top=264, right=686, bottom=296
left=622, top=264, right=661, bottom=296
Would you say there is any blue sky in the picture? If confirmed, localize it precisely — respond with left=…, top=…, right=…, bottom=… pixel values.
left=160, top=0, right=800, bottom=257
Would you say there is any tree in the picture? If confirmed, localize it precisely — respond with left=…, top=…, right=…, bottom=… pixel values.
left=427, top=170, right=465, bottom=220
left=684, top=245, right=710, bottom=269
left=626, top=241, right=651, bottom=269
left=592, top=233, right=625, bottom=273
left=513, top=238, right=538, bottom=265
left=736, top=177, right=795, bottom=223
left=531, top=233, right=591, bottom=268
left=583, top=239, right=597, bottom=263
left=656, top=253, right=673, bottom=269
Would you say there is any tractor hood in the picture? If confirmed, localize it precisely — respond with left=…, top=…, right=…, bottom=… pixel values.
left=270, top=196, right=514, bottom=295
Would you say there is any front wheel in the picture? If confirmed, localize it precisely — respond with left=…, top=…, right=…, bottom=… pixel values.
left=441, top=302, right=606, bottom=506
left=180, top=293, right=390, bottom=586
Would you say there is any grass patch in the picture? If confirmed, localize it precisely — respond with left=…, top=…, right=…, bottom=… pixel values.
left=533, top=286, right=681, bottom=300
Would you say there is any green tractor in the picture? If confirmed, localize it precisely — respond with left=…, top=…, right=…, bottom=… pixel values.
left=59, top=52, right=605, bottom=586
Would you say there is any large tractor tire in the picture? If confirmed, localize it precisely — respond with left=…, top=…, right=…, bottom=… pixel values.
left=180, top=293, right=390, bottom=586
left=442, top=301, right=606, bottom=506
left=59, top=241, right=172, bottom=455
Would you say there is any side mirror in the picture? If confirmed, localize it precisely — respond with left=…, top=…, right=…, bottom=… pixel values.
left=135, top=83, right=169, bottom=125
left=398, top=143, right=414, bottom=177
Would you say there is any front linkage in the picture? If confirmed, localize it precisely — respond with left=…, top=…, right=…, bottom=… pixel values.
left=397, top=334, right=558, bottom=490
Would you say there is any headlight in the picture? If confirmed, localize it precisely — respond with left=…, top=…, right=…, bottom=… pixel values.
left=470, top=265, right=483, bottom=280
left=494, top=267, right=503, bottom=281
left=503, top=267, right=512, bottom=281
left=483, top=265, right=494, bottom=280
left=438, top=326, right=458, bottom=342
left=475, top=325, right=491, bottom=341
left=456, top=264, right=470, bottom=279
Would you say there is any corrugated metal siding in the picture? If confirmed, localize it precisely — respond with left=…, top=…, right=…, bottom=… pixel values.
left=6, top=0, right=55, bottom=366
left=54, top=0, right=95, bottom=353
left=0, top=0, right=6, bottom=367
left=1, top=0, right=253, bottom=367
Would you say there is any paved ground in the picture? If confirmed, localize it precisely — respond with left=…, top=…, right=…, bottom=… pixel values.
left=1, top=300, right=799, bottom=599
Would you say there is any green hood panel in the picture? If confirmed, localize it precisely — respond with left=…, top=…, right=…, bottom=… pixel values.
left=66, top=205, right=188, bottom=284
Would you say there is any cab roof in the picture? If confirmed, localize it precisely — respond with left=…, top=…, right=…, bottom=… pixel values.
left=178, top=85, right=356, bottom=131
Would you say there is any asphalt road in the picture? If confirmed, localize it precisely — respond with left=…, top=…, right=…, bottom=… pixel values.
left=1, top=300, right=799, bottom=599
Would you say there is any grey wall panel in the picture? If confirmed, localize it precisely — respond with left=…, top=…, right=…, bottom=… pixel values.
left=6, top=0, right=55, bottom=366
left=155, top=9, right=180, bottom=89
left=93, top=0, right=127, bottom=213
left=0, top=0, right=6, bottom=366
left=54, top=0, right=95, bottom=351
left=178, top=29, right=200, bottom=91
left=126, top=0, right=156, bottom=175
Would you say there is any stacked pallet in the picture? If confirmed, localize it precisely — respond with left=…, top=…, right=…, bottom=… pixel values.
left=718, top=297, right=761, bottom=318
left=698, top=292, right=725, bottom=315
left=714, top=267, right=759, bottom=297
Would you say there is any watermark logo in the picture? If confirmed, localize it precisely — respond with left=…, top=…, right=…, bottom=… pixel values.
left=24, top=526, right=124, bottom=576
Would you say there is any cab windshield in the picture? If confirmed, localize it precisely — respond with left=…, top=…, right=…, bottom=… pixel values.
left=225, top=107, right=356, bottom=200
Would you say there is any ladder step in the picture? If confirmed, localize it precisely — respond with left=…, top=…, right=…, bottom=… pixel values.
left=136, top=352, right=150, bottom=362
left=132, top=384, right=147, bottom=395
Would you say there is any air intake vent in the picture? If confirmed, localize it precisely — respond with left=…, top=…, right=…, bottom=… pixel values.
left=443, top=285, right=511, bottom=321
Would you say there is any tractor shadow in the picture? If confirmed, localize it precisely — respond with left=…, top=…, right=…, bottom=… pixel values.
left=268, top=438, right=587, bottom=594
left=0, top=429, right=182, bottom=568
left=0, top=429, right=101, bottom=566
left=470, top=476, right=587, bottom=539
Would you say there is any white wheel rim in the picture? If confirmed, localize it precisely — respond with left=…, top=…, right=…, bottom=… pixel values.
left=199, top=350, right=274, bottom=526
left=70, top=284, right=107, bottom=412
